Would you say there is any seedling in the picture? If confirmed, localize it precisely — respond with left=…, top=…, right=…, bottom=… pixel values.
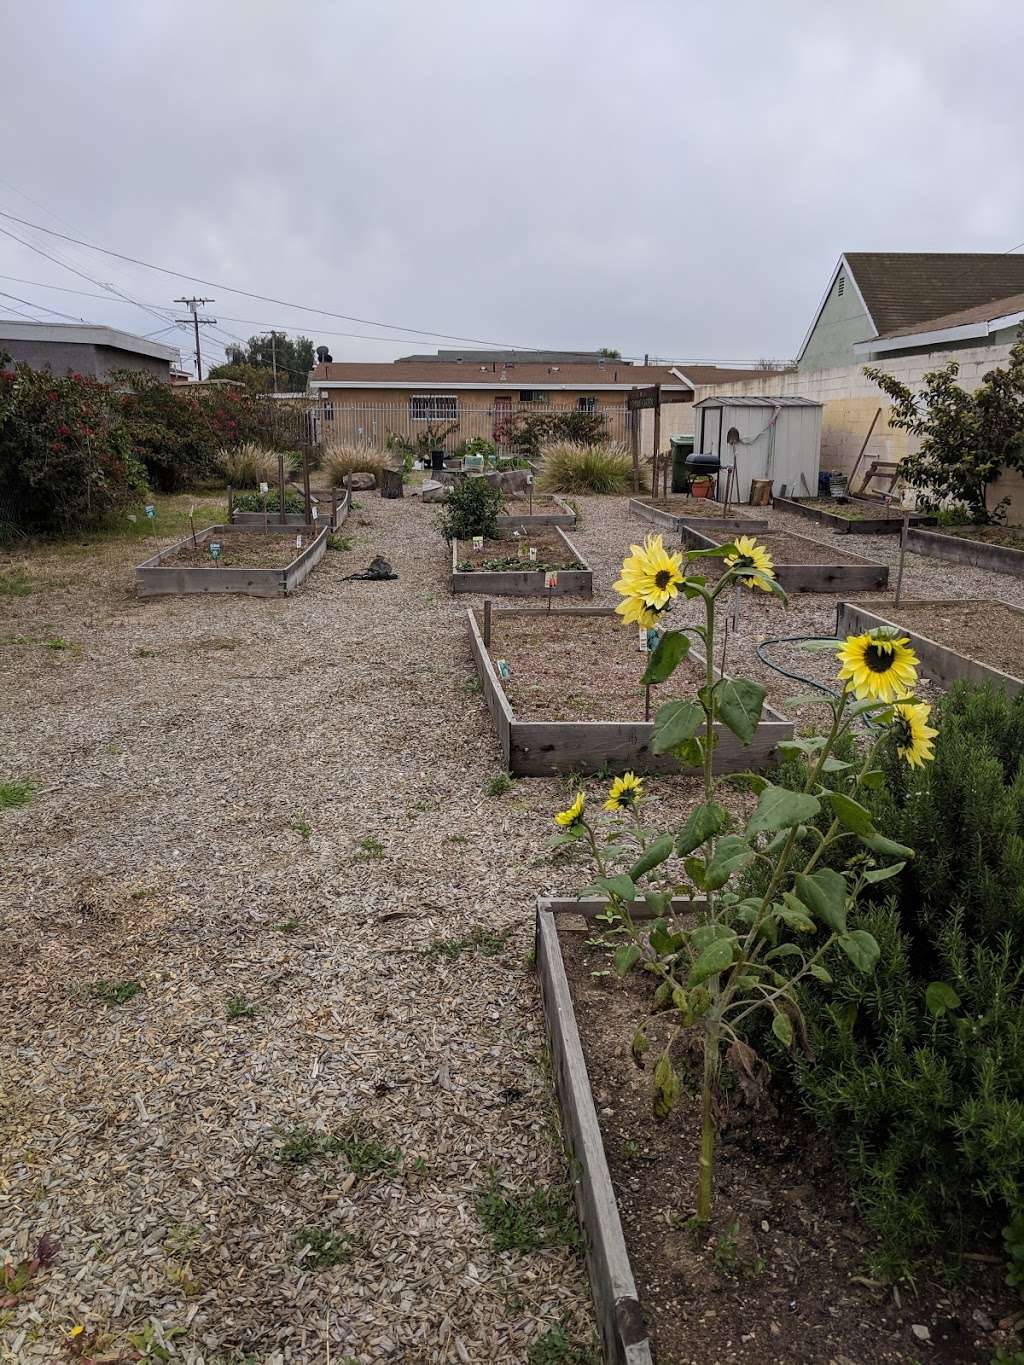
left=528, top=1326, right=596, bottom=1365
left=297, top=1227, right=357, bottom=1269
left=355, top=835, right=385, bottom=861
left=425, top=926, right=511, bottom=961
left=0, top=779, right=34, bottom=810
left=226, top=994, right=257, bottom=1021
left=476, top=1172, right=580, bottom=1253
left=713, top=1218, right=741, bottom=1274
left=291, top=811, right=312, bottom=840
left=279, top=1119, right=401, bottom=1177
left=126, top=1322, right=184, bottom=1361
left=87, top=979, right=143, bottom=1006
left=486, top=772, right=514, bottom=797
left=274, top=918, right=300, bottom=934
left=135, top=647, right=158, bottom=658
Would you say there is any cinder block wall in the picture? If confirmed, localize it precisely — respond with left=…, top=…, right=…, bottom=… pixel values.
left=694, top=344, right=1018, bottom=515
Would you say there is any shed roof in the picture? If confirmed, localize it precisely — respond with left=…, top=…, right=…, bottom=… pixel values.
left=694, top=395, right=821, bottom=408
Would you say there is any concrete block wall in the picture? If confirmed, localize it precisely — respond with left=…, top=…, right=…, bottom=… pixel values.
left=694, top=343, right=1018, bottom=514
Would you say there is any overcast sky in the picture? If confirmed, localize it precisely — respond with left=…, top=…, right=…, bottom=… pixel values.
left=2, top=0, right=1022, bottom=373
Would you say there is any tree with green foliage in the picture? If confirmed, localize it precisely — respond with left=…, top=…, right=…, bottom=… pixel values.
left=209, top=332, right=317, bottom=391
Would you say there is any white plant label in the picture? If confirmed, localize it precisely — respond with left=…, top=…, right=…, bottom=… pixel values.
left=638, top=626, right=649, bottom=652
left=526, top=473, right=533, bottom=485
left=296, top=534, right=303, bottom=549
left=259, top=482, right=269, bottom=495
left=311, top=506, right=319, bottom=520
left=528, top=547, right=537, bottom=562
left=472, top=535, right=484, bottom=550
left=144, top=504, right=156, bottom=519
left=495, top=659, right=510, bottom=680
left=545, top=571, right=558, bottom=588
left=126, top=513, right=138, bottom=524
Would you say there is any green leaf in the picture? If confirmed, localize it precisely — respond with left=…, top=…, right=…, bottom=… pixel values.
left=652, top=1054, right=680, bottom=1119
left=651, top=699, right=704, bottom=755
left=613, top=944, right=641, bottom=976
left=594, top=874, right=637, bottom=903
left=705, top=834, right=755, bottom=889
left=686, top=543, right=736, bottom=559
left=631, top=1025, right=649, bottom=1061
left=808, top=963, right=833, bottom=983
left=714, top=678, right=766, bottom=745
left=766, top=943, right=804, bottom=961
left=859, top=831, right=914, bottom=860
left=797, top=639, right=843, bottom=652
left=649, top=919, right=685, bottom=956
left=863, top=862, right=905, bottom=884
left=689, top=937, right=734, bottom=986
left=743, top=567, right=789, bottom=602
left=640, top=630, right=690, bottom=685
left=821, top=756, right=855, bottom=773
left=684, top=856, right=708, bottom=890
left=825, top=791, right=875, bottom=835
left=642, top=889, right=671, bottom=918
left=925, top=981, right=961, bottom=1017
left=858, top=769, right=886, bottom=790
left=675, top=802, right=729, bottom=856
left=777, top=895, right=816, bottom=933
left=725, top=770, right=770, bottom=795
left=838, top=930, right=881, bottom=974
left=746, top=785, right=821, bottom=836
left=794, top=868, right=848, bottom=934
left=692, top=922, right=736, bottom=952
left=771, top=1011, right=793, bottom=1047
left=628, top=832, right=674, bottom=882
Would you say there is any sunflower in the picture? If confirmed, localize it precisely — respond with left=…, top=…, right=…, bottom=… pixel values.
left=615, top=593, right=672, bottom=629
left=891, top=698, right=938, bottom=769
left=723, top=536, right=775, bottom=591
left=614, top=534, right=684, bottom=609
left=604, top=772, right=645, bottom=812
left=836, top=630, right=919, bottom=704
left=554, top=790, right=586, bottom=828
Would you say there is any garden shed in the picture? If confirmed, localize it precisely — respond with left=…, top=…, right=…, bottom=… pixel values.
left=693, top=395, right=822, bottom=501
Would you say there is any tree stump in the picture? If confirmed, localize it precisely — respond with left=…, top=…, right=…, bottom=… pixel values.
left=381, top=465, right=404, bottom=499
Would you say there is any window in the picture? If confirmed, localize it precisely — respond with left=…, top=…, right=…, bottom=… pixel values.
left=518, top=390, right=548, bottom=405
left=577, top=395, right=597, bottom=413
left=837, top=274, right=845, bottom=297
left=321, top=398, right=334, bottom=421
left=410, top=394, right=458, bottom=422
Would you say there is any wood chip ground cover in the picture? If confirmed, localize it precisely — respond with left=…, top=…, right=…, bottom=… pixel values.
left=162, top=532, right=310, bottom=569
left=3, top=491, right=1024, bottom=1362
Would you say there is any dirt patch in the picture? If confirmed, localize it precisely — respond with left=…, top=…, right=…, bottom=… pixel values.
left=698, top=531, right=879, bottom=567
left=161, top=531, right=308, bottom=568
left=796, top=497, right=911, bottom=522
left=558, top=925, right=1018, bottom=1365
left=490, top=611, right=712, bottom=721
left=858, top=599, right=1024, bottom=679
left=639, top=496, right=755, bottom=519
left=938, top=523, right=1024, bottom=551
left=455, top=525, right=585, bottom=572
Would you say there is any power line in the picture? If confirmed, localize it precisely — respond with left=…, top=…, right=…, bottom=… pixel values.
left=0, top=289, right=86, bottom=322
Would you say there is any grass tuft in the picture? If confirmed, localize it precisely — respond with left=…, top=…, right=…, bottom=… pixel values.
left=426, top=926, right=511, bottom=962
left=226, top=994, right=257, bottom=1021
left=298, top=1226, right=358, bottom=1269
left=528, top=1326, right=597, bottom=1365
left=279, top=1119, right=402, bottom=1177
left=0, top=779, right=34, bottom=810
left=486, top=772, right=514, bottom=797
left=476, top=1172, right=580, bottom=1253
left=88, top=979, right=143, bottom=1006
left=538, top=441, right=636, bottom=495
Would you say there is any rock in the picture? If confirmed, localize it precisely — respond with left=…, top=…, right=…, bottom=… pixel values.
left=467, top=470, right=501, bottom=488
left=910, top=1325, right=931, bottom=1342
left=420, top=480, right=451, bottom=503
left=498, top=470, right=531, bottom=495
left=346, top=471, right=376, bottom=490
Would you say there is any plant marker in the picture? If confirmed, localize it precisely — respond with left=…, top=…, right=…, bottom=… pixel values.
left=527, top=471, right=533, bottom=515
left=259, top=482, right=269, bottom=495
left=473, top=535, right=484, bottom=550
left=895, top=513, right=910, bottom=606
left=188, top=503, right=197, bottom=549
left=311, top=505, right=319, bottom=522
left=638, top=626, right=650, bottom=652
left=209, top=541, right=222, bottom=565
left=529, top=546, right=537, bottom=562
left=144, top=504, right=156, bottom=520
left=296, top=534, right=303, bottom=549
left=495, top=658, right=510, bottom=681
left=545, top=570, right=557, bottom=610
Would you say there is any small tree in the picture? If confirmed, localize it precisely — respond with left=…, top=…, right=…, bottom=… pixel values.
left=864, top=328, right=1024, bottom=523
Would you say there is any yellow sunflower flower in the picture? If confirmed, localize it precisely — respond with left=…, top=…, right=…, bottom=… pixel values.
left=614, top=534, right=684, bottom=609
left=723, top=536, right=775, bottom=591
left=554, top=790, right=586, bottom=828
left=836, top=630, right=919, bottom=704
left=614, top=593, right=672, bottom=629
left=891, top=698, right=938, bottom=769
left=604, top=772, right=645, bottom=812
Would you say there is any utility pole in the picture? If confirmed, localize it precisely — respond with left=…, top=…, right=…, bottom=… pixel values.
left=260, top=331, right=280, bottom=392
left=174, top=297, right=216, bottom=380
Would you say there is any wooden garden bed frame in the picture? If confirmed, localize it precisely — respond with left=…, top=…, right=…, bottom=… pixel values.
left=467, top=605, right=792, bottom=775
left=772, top=495, right=936, bottom=535
left=452, top=527, right=592, bottom=597
left=837, top=599, right=1024, bottom=697
left=536, top=894, right=707, bottom=1364
left=136, top=524, right=329, bottom=599
left=904, top=525, right=1024, bottom=578
left=496, top=493, right=576, bottom=529
left=682, top=526, right=889, bottom=593
left=628, top=497, right=768, bottom=540
left=229, top=489, right=350, bottom=530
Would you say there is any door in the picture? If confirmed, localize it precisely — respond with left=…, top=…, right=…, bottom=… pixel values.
left=493, top=394, right=512, bottom=442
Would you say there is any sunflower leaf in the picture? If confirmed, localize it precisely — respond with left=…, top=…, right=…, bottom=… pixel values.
left=628, top=833, right=674, bottom=881
left=859, top=830, right=914, bottom=860
left=838, top=929, right=881, bottom=974
left=824, top=791, right=875, bottom=835
left=743, top=568, right=789, bottom=602
left=640, top=631, right=690, bottom=685
left=686, top=544, right=737, bottom=559
left=675, top=802, right=729, bottom=856
left=794, top=868, right=848, bottom=933
left=714, top=678, right=766, bottom=745
left=746, top=785, right=821, bottom=835
left=651, top=699, right=704, bottom=754
left=863, top=861, right=905, bottom=884
left=689, top=937, right=735, bottom=986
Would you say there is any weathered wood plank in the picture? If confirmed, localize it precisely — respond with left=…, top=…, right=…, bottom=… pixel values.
left=497, top=493, right=577, bottom=529
left=682, top=526, right=889, bottom=592
left=135, top=524, right=328, bottom=599
left=773, top=495, right=936, bottom=535
left=837, top=599, right=1024, bottom=698
left=906, top=526, right=1024, bottom=578
left=629, top=497, right=768, bottom=539
left=535, top=905, right=654, bottom=1365
left=452, top=527, right=593, bottom=597
left=466, top=608, right=513, bottom=767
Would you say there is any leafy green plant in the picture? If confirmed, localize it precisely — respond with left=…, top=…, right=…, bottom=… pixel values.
left=297, top=1227, right=357, bottom=1269
left=88, top=979, right=143, bottom=1006
left=355, top=834, right=385, bottom=860
left=426, top=926, right=511, bottom=961
left=279, top=1120, right=401, bottom=1176
left=476, top=1172, right=580, bottom=1252
left=528, top=1325, right=596, bottom=1365
left=226, top=994, right=257, bottom=1021
left=0, top=779, right=34, bottom=810
left=538, top=441, right=635, bottom=495
left=436, top=476, right=506, bottom=541
left=486, top=772, right=514, bottom=797
left=496, top=409, right=607, bottom=455
left=231, top=488, right=305, bottom=514
left=291, top=811, right=311, bottom=840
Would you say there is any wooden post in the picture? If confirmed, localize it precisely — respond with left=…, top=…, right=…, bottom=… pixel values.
left=302, top=448, right=312, bottom=527
left=848, top=407, right=882, bottom=495
left=894, top=514, right=909, bottom=606
left=227, top=485, right=233, bottom=522
left=483, top=600, right=492, bottom=648
left=331, top=487, right=338, bottom=529
left=629, top=389, right=640, bottom=493
left=653, top=383, right=662, bottom=497
left=644, top=683, right=651, bottom=722
left=277, top=454, right=286, bottom=526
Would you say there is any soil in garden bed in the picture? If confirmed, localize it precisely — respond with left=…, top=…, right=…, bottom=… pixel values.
left=502, top=493, right=565, bottom=510
left=638, top=496, right=754, bottom=518
left=794, top=497, right=912, bottom=522
left=859, top=599, right=1024, bottom=678
left=490, top=613, right=712, bottom=721
left=161, top=531, right=308, bottom=568
left=700, top=531, right=877, bottom=567
left=558, top=925, right=1019, bottom=1365
left=456, top=525, right=584, bottom=573
left=933, top=523, right=1024, bottom=550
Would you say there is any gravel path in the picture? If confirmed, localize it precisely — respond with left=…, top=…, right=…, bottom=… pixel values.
left=3, top=490, right=1022, bottom=1364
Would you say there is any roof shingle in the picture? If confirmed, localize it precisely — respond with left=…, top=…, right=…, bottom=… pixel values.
left=845, top=253, right=1024, bottom=336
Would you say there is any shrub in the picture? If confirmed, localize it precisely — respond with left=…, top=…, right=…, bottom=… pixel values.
left=436, top=477, right=505, bottom=541
left=232, top=489, right=305, bottom=514
left=496, top=409, right=607, bottom=455
left=324, top=444, right=391, bottom=483
left=537, top=441, right=635, bottom=495
left=457, top=436, right=497, bottom=460
left=218, top=442, right=279, bottom=487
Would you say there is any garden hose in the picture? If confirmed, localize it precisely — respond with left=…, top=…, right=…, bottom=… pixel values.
left=755, top=633, right=885, bottom=732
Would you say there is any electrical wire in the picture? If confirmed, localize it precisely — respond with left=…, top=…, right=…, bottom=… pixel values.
left=0, top=289, right=85, bottom=322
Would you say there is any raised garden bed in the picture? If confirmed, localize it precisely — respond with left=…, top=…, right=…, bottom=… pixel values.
left=773, top=495, right=937, bottom=534
left=468, top=606, right=791, bottom=775
left=452, top=525, right=592, bottom=597
left=837, top=598, right=1024, bottom=697
left=229, top=489, right=349, bottom=530
left=906, top=523, right=1024, bottom=577
left=683, top=527, right=889, bottom=593
left=496, top=493, right=576, bottom=529
left=136, top=524, right=328, bottom=598
left=629, top=496, right=768, bottom=540
left=536, top=898, right=1016, bottom=1365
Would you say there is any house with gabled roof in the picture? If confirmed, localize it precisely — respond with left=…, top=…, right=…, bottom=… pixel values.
left=798, top=253, right=1024, bottom=371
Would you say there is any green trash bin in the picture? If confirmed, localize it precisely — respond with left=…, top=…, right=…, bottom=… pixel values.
left=670, top=435, right=695, bottom=492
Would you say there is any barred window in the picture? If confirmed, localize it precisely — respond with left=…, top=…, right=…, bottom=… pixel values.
left=410, top=394, right=458, bottom=421
left=577, top=395, right=597, bottom=413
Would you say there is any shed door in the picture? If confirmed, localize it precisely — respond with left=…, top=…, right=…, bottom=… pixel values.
left=698, top=406, right=723, bottom=456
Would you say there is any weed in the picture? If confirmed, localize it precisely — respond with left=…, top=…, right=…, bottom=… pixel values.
left=713, top=1219, right=741, bottom=1274
left=447, top=833, right=468, bottom=845
left=407, top=1155, right=428, bottom=1177
left=486, top=771, right=514, bottom=797
left=426, top=925, right=511, bottom=961
left=298, top=1226, right=357, bottom=1269
left=327, top=533, right=352, bottom=552
left=528, top=1325, right=596, bottom=1365
left=135, top=647, right=158, bottom=659
left=0, top=568, right=34, bottom=597
left=44, top=636, right=76, bottom=652
left=463, top=675, right=483, bottom=695
left=274, top=918, right=300, bottom=933
left=0, top=779, right=34, bottom=810
left=126, top=1323, right=184, bottom=1360
left=291, top=811, right=311, bottom=840
left=88, top=979, right=143, bottom=1006
left=355, top=835, right=385, bottom=861
left=226, top=994, right=257, bottom=1021
left=476, top=1172, right=580, bottom=1253
left=279, top=1119, right=401, bottom=1177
